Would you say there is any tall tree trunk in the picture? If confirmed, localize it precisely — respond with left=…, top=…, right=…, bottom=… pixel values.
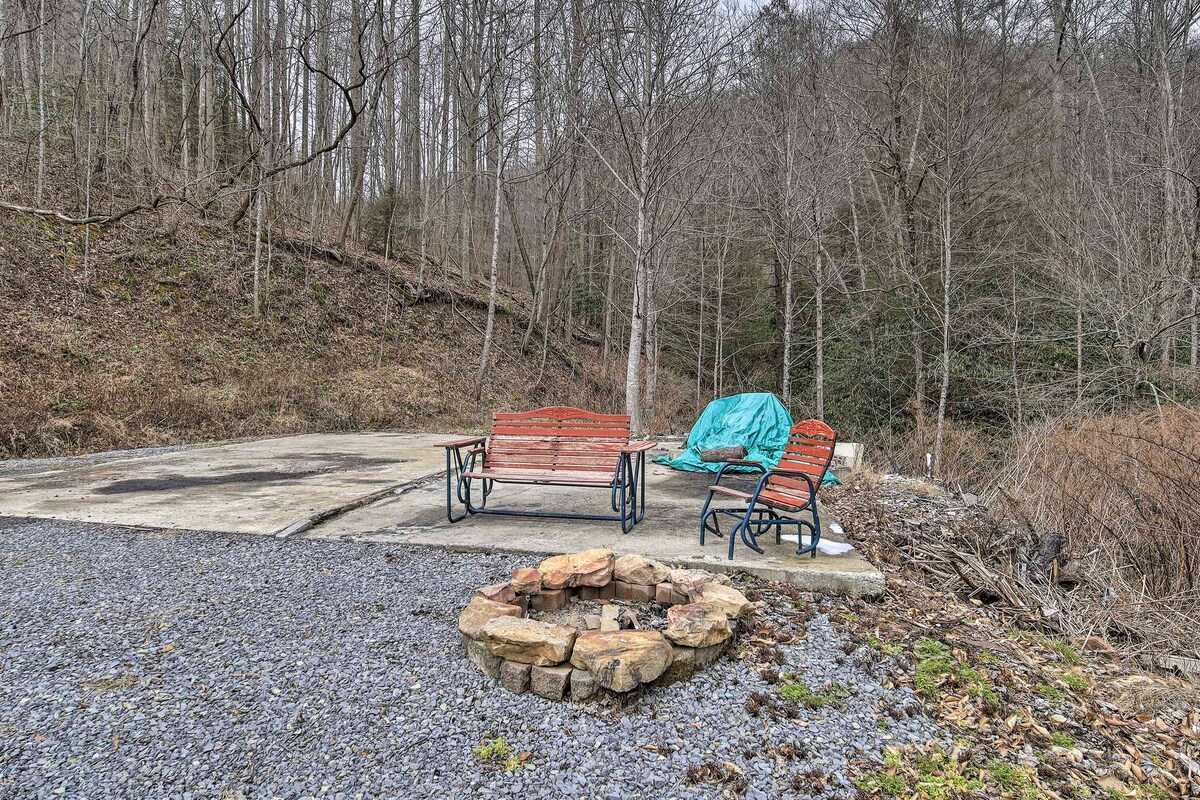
left=814, top=233, right=825, bottom=420
left=933, top=191, right=953, bottom=475
left=475, top=167, right=504, bottom=399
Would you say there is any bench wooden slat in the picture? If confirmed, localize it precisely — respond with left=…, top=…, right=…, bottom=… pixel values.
left=493, top=406, right=630, bottom=423
left=488, top=439, right=627, bottom=450
left=463, top=469, right=615, bottom=486
left=491, top=425, right=631, bottom=439
left=775, top=458, right=826, bottom=475
left=491, top=419, right=631, bottom=430
left=486, top=461, right=619, bottom=473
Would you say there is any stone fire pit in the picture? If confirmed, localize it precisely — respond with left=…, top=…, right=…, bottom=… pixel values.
left=458, top=549, right=754, bottom=701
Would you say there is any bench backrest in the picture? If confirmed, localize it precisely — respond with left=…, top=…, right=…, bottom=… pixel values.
left=765, top=419, right=837, bottom=504
left=488, top=406, right=631, bottom=473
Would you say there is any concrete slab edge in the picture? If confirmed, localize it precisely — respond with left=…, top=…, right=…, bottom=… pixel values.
left=375, top=539, right=886, bottom=598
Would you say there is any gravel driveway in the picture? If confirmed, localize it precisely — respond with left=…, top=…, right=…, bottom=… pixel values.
left=0, top=517, right=940, bottom=800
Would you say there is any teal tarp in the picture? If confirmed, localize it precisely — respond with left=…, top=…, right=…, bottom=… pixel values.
left=656, top=392, right=839, bottom=484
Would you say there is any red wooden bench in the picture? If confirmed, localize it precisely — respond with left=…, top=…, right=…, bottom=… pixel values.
left=699, top=419, right=837, bottom=558
left=439, top=406, right=657, bottom=532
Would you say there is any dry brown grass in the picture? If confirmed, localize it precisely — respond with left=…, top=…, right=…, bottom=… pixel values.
left=995, top=407, right=1200, bottom=662
left=869, top=410, right=1001, bottom=489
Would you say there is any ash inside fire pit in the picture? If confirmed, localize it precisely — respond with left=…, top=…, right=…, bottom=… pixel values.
left=530, top=598, right=670, bottom=634
left=458, top=550, right=754, bottom=701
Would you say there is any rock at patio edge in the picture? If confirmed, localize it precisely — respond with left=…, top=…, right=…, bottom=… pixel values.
left=479, top=617, right=577, bottom=666
left=612, top=554, right=670, bottom=586
left=663, top=602, right=732, bottom=648
left=538, top=549, right=615, bottom=589
left=688, top=583, right=754, bottom=619
left=458, top=596, right=523, bottom=639
left=569, top=630, right=673, bottom=692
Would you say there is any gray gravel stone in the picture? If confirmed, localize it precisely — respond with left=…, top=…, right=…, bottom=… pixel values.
left=0, top=517, right=943, bottom=799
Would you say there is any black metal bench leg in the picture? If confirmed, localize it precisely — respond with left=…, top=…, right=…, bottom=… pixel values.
left=445, top=448, right=470, bottom=523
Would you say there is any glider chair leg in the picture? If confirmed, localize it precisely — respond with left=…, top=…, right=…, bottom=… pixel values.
left=730, top=505, right=765, bottom=559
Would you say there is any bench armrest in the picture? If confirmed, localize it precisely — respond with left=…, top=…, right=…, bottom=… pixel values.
left=438, top=436, right=487, bottom=449
left=621, top=441, right=658, bottom=454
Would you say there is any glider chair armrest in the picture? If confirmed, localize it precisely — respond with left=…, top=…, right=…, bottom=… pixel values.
left=711, top=458, right=766, bottom=486
left=723, top=458, right=764, bottom=468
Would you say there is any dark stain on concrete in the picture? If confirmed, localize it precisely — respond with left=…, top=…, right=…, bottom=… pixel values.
left=97, top=470, right=334, bottom=494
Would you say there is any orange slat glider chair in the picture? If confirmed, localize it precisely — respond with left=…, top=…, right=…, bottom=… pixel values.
left=698, top=419, right=836, bottom=559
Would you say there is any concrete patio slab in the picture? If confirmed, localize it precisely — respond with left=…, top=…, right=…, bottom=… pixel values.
left=0, top=433, right=448, bottom=535
left=0, top=433, right=885, bottom=596
left=308, top=462, right=886, bottom=597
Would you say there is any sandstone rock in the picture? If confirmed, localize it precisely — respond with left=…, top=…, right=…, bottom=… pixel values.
left=475, top=583, right=517, bottom=604
left=570, top=668, right=598, bottom=701
left=692, top=641, right=728, bottom=666
left=583, top=614, right=601, bottom=630
left=612, top=580, right=655, bottom=603
left=458, top=596, right=523, bottom=639
left=664, top=602, right=732, bottom=648
left=669, top=568, right=718, bottom=594
left=600, top=604, right=621, bottom=632
left=577, top=584, right=616, bottom=601
left=531, top=588, right=569, bottom=612
left=538, top=549, right=615, bottom=589
left=655, top=582, right=689, bottom=605
left=569, top=630, right=673, bottom=692
left=656, top=644, right=698, bottom=685
left=511, top=568, right=543, bottom=595
left=655, top=641, right=728, bottom=687
left=613, top=554, right=670, bottom=586
left=688, top=583, right=754, bottom=619
left=463, top=634, right=502, bottom=679
left=479, top=617, right=576, bottom=665
left=530, top=664, right=572, bottom=700
left=500, top=660, right=531, bottom=694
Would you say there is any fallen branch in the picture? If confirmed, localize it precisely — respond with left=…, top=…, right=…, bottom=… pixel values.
left=0, top=195, right=177, bottom=225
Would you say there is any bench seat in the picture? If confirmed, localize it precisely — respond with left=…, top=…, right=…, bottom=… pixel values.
left=462, top=469, right=616, bottom=486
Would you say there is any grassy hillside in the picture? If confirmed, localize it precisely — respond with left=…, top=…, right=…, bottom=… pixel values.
left=0, top=209, right=675, bottom=458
